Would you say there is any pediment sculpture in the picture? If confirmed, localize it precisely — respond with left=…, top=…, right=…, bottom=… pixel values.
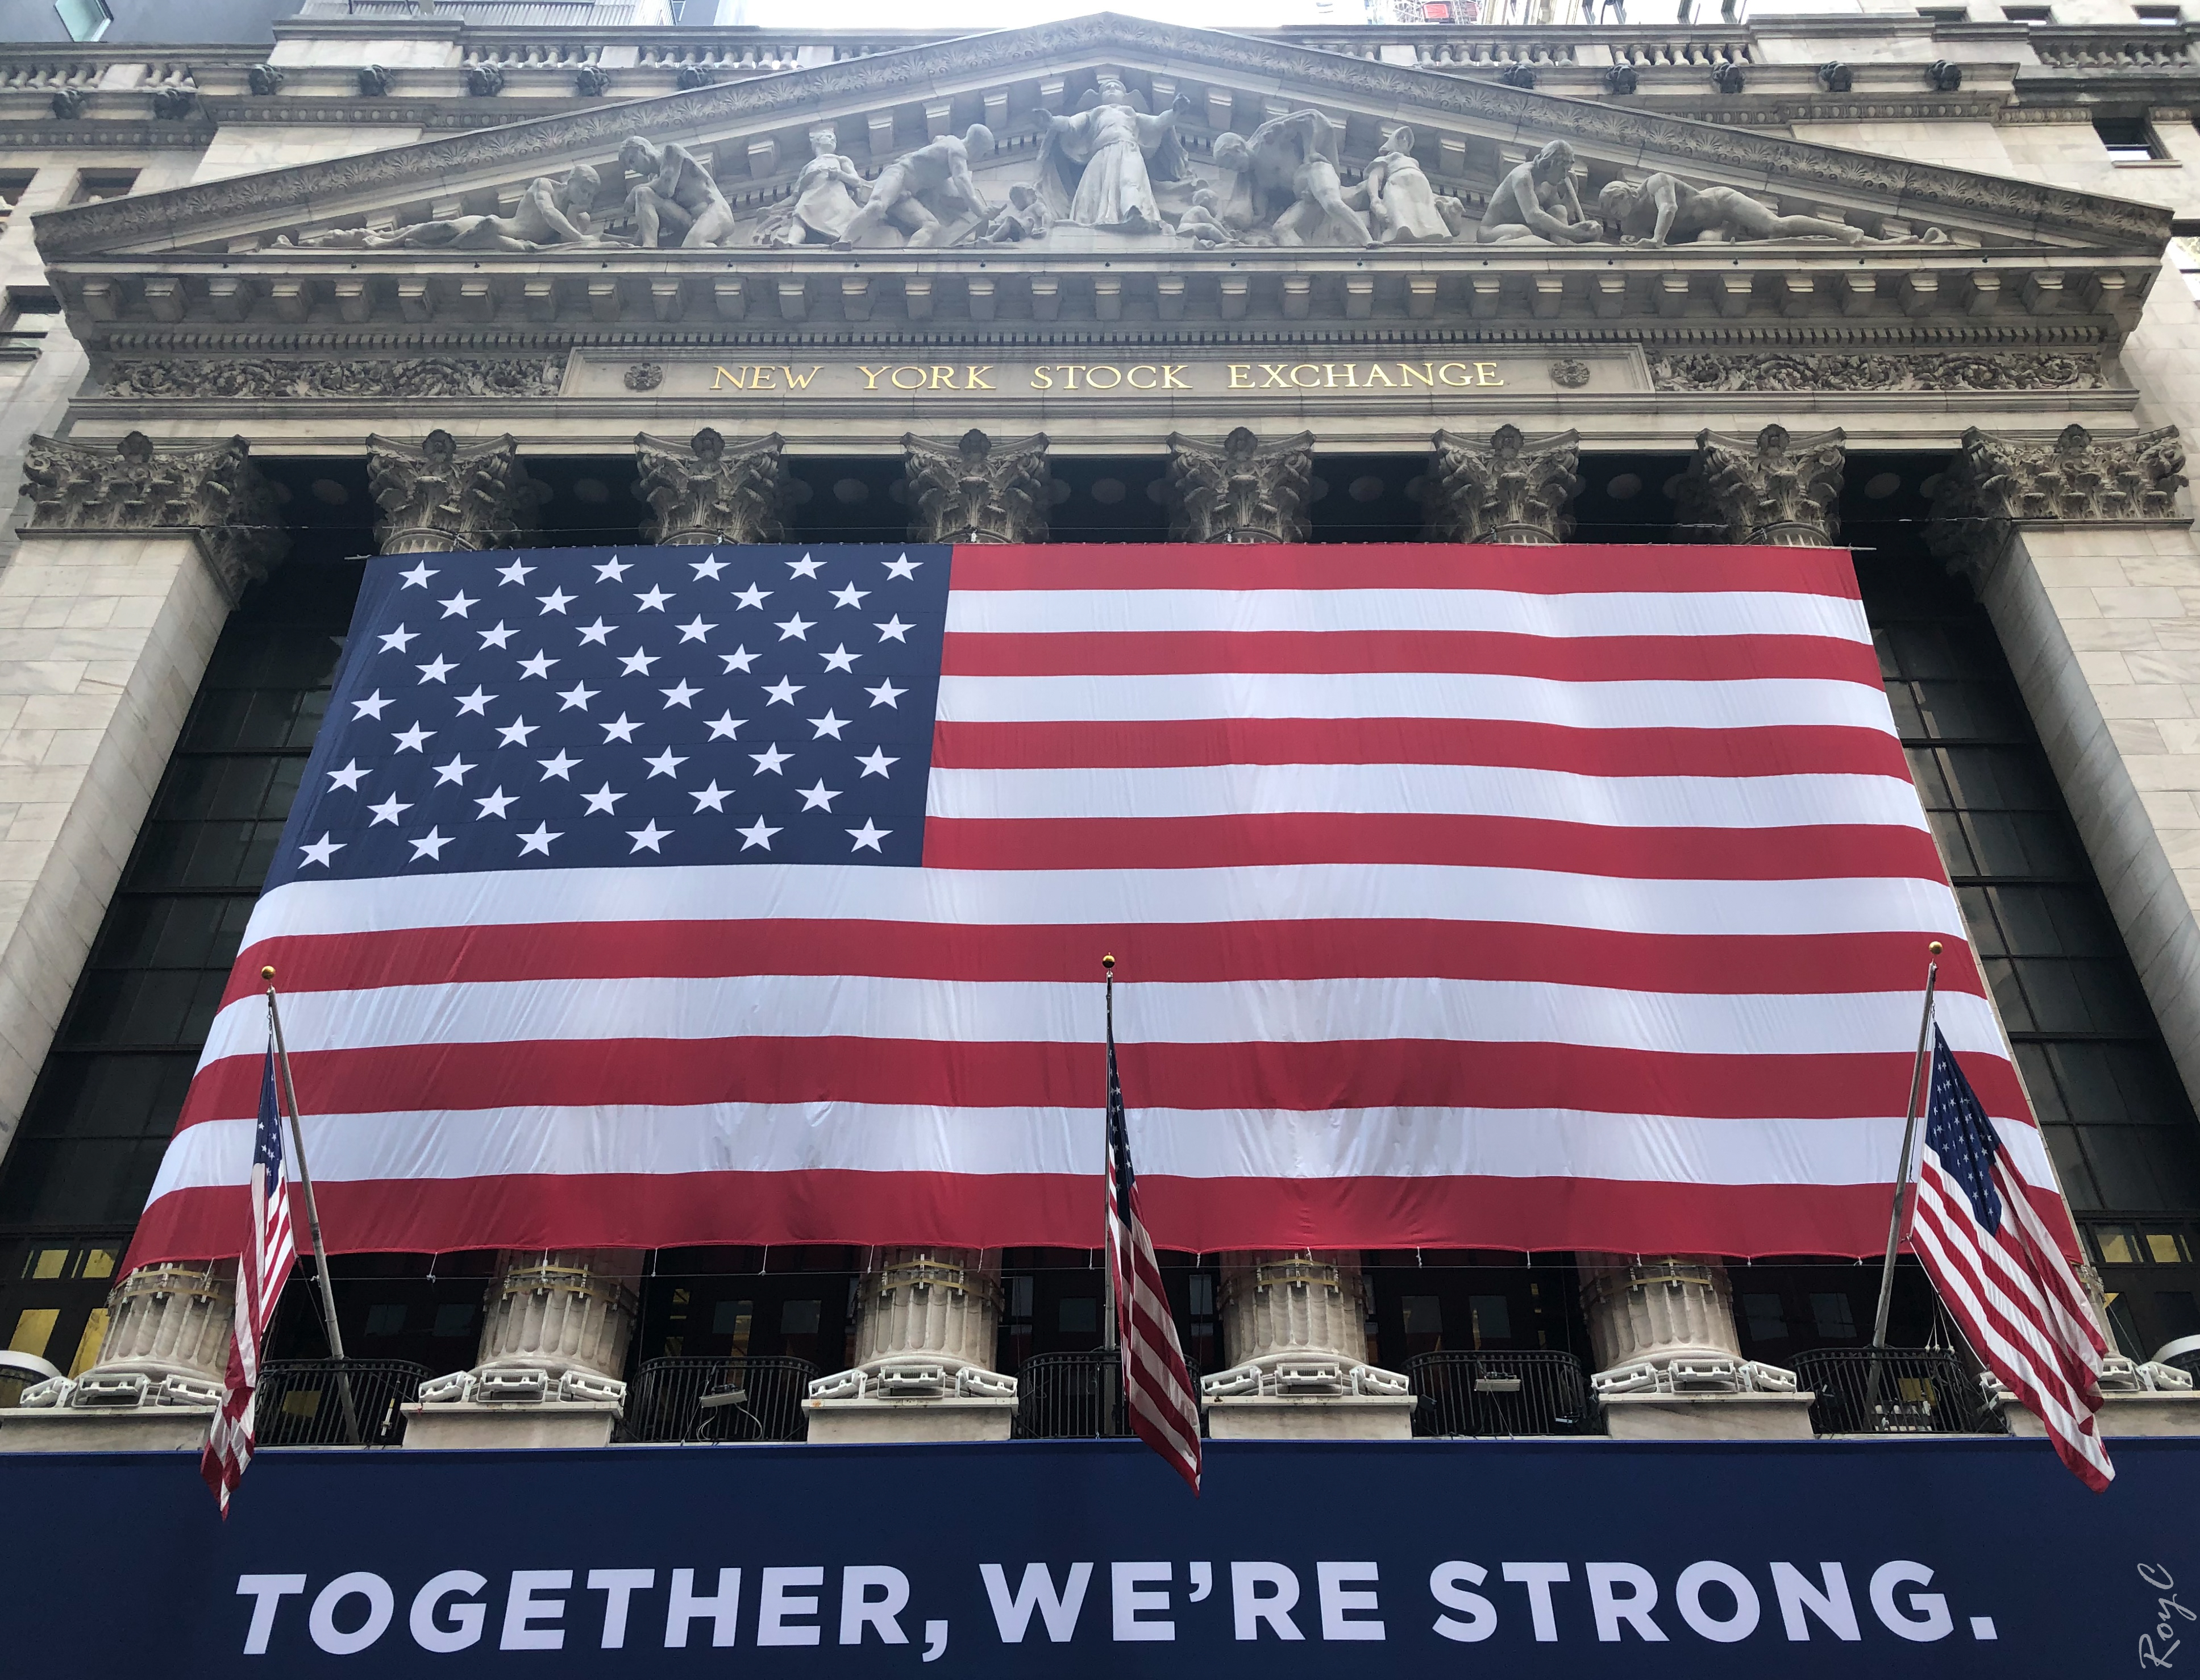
left=273, top=165, right=619, bottom=252
left=1034, top=72, right=1193, bottom=236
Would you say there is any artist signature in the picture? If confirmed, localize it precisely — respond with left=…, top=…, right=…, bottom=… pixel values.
left=2141, top=1565, right=2196, bottom=1669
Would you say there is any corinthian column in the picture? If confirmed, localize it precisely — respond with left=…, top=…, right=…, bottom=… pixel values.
left=804, top=1249, right=1018, bottom=1443
left=902, top=429, right=1053, bottom=544
left=366, top=429, right=537, bottom=554
left=1163, top=428, right=1316, bottom=543
left=1424, top=425, right=1582, bottom=544
left=1201, top=1252, right=1415, bottom=1440
left=1678, top=422, right=1845, bottom=546
left=633, top=427, right=790, bottom=544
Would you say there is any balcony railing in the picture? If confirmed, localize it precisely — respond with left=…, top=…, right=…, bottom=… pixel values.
left=1792, top=1348, right=2005, bottom=1436
left=1013, top=1349, right=1212, bottom=1439
left=1409, top=1350, right=1599, bottom=1437
left=255, top=1358, right=428, bottom=1447
left=622, top=1355, right=816, bottom=1443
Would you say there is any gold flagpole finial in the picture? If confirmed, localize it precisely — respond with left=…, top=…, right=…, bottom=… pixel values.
left=261, top=965, right=276, bottom=984
left=1928, top=941, right=1943, bottom=957
left=1102, top=953, right=1116, bottom=972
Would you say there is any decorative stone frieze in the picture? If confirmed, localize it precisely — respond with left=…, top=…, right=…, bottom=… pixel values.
left=19, top=1262, right=232, bottom=1413
left=1165, top=427, right=1315, bottom=543
left=1649, top=351, right=2103, bottom=396
left=904, top=429, right=1054, bottom=545
left=49, top=88, right=86, bottom=119
left=357, top=65, right=391, bottom=98
left=149, top=88, right=197, bottom=121
left=1424, top=424, right=1582, bottom=546
left=1928, top=423, right=2190, bottom=587
left=464, top=63, right=506, bottom=98
left=1679, top=423, right=1846, bottom=547
left=19, top=429, right=288, bottom=600
left=634, top=427, right=791, bottom=545
left=247, top=63, right=285, bottom=95
left=105, top=358, right=567, bottom=401
left=575, top=65, right=612, bottom=97
left=367, top=430, right=537, bottom=555
left=1202, top=1253, right=1413, bottom=1438
left=1579, top=1257, right=1799, bottom=1402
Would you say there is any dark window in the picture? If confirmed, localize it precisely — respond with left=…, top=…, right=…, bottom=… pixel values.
left=72, top=169, right=136, bottom=206
left=2095, top=118, right=2166, bottom=162
left=2001, top=5, right=2051, bottom=19
left=52, top=0, right=110, bottom=41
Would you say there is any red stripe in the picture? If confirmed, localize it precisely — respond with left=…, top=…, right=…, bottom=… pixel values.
left=174, top=1036, right=2034, bottom=1130
left=941, top=629, right=1882, bottom=685
left=931, top=717, right=1911, bottom=779
left=922, top=813, right=1948, bottom=879
left=950, top=543, right=1861, bottom=598
left=224, top=919, right=1989, bottom=1008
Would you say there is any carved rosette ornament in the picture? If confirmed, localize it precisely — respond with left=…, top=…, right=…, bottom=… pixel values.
left=1928, top=423, right=2190, bottom=588
left=367, top=430, right=537, bottom=556
left=1165, top=427, right=1315, bottom=544
left=903, top=429, right=1054, bottom=545
left=634, top=428, right=792, bottom=546
left=1679, top=423, right=1846, bottom=547
left=19, top=430, right=288, bottom=600
left=1424, top=425, right=1582, bottom=546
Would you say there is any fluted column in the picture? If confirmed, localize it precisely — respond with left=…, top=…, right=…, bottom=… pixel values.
left=1201, top=1251, right=1413, bottom=1440
left=1678, top=423, right=1845, bottom=546
left=18, top=1262, right=236, bottom=1415
left=633, top=427, right=790, bottom=544
left=366, top=429, right=536, bottom=555
left=804, top=1248, right=1018, bottom=1442
left=902, top=429, right=1054, bottom=544
left=1424, top=425, right=1582, bottom=544
left=1163, top=428, right=1316, bottom=543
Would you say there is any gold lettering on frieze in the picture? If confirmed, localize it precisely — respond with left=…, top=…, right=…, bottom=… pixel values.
left=700, top=360, right=1523, bottom=397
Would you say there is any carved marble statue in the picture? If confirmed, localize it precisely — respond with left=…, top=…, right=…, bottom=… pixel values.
left=275, top=165, right=609, bottom=252
left=1211, top=109, right=1371, bottom=248
left=834, top=125, right=995, bottom=250
left=762, top=126, right=870, bottom=247
left=1177, top=185, right=1237, bottom=248
left=1166, top=427, right=1315, bottom=543
left=634, top=428, right=790, bottom=545
left=1477, top=141, right=1600, bottom=244
left=619, top=136, right=738, bottom=248
left=1355, top=126, right=1464, bottom=244
left=1598, top=174, right=1922, bottom=247
left=975, top=182, right=1054, bottom=246
left=1033, top=72, right=1192, bottom=234
left=903, top=429, right=1053, bottom=545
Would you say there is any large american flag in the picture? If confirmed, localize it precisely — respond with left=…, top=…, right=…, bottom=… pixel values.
left=1907, top=1028, right=2112, bottom=1488
left=128, top=542, right=2073, bottom=1267
left=199, top=1037, right=295, bottom=1515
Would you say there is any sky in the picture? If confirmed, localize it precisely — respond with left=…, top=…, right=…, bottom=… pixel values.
left=723, top=0, right=1362, bottom=28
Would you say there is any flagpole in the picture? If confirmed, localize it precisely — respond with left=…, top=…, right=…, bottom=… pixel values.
left=264, top=965, right=363, bottom=1446
left=1866, top=940, right=1943, bottom=1415
left=1101, top=954, right=1119, bottom=1357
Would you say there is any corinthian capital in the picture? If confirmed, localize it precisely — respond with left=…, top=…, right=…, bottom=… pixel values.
left=1165, top=427, right=1315, bottom=544
left=1929, top=423, right=2189, bottom=587
left=1679, top=423, right=1846, bottom=547
left=634, top=428, right=791, bottom=546
left=367, top=430, right=537, bottom=555
left=19, top=430, right=287, bottom=600
left=1424, top=425, right=1581, bottom=545
left=903, top=429, right=1053, bottom=545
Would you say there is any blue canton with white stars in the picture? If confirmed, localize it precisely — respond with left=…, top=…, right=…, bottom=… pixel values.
left=1923, top=1026, right=2004, bottom=1234
left=270, top=544, right=951, bottom=887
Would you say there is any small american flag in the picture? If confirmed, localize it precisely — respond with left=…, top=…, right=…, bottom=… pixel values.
left=1104, top=962, right=1202, bottom=1492
left=1907, top=1028, right=2112, bottom=1490
left=200, top=1035, right=296, bottom=1516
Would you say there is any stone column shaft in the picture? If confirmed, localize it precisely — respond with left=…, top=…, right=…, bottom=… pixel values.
left=1164, top=428, right=1316, bottom=543
left=813, top=1247, right=1014, bottom=1400
left=1207, top=1251, right=1407, bottom=1398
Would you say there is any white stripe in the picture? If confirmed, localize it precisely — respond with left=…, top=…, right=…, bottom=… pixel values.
left=947, top=587, right=1874, bottom=643
left=937, top=671, right=1898, bottom=733
left=926, top=763, right=1925, bottom=830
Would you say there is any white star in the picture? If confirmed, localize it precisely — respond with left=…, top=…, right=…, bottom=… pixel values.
left=496, top=559, right=535, bottom=587
left=455, top=686, right=497, bottom=717
left=479, top=622, right=517, bottom=650
left=327, top=759, right=369, bottom=792
left=415, top=655, right=455, bottom=684
left=751, top=744, right=791, bottom=775
left=518, top=652, right=557, bottom=679
left=848, top=820, right=891, bottom=853
left=737, top=816, right=780, bottom=851
left=618, top=648, right=658, bottom=675
left=691, top=555, right=727, bottom=581
left=763, top=677, right=802, bottom=706
left=497, top=717, right=539, bottom=747
left=438, top=591, right=477, bottom=619
left=353, top=689, right=392, bottom=720
left=866, top=680, right=905, bottom=709
left=797, top=779, right=840, bottom=812
left=722, top=647, right=757, bottom=674
left=299, top=833, right=344, bottom=867
left=368, top=794, right=411, bottom=826
left=821, top=645, right=858, bottom=673
left=537, top=588, right=574, bottom=615
left=582, top=783, right=625, bottom=814
left=601, top=713, right=641, bottom=743
left=884, top=554, right=921, bottom=580
left=378, top=625, right=418, bottom=653
left=690, top=780, right=731, bottom=812
left=400, top=562, right=436, bottom=589
left=517, top=822, right=561, bottom=856
left=831, top=583, right=870, bottom=609
left=677, top=617, right=715, bottom=643
left=660, top=680, right=700, bottom=709
left=733, top=584, right=770, bottom=610
left=644, top=748, right=688, bottom=779
left=578, top=618, right=616, bottom=647
left=856, top=748, right=898, bottom=779
left=875, top=616, right=913, bottom=643
left=626, top=820, right=672, bottom=853
left=392, top=723, right=434, bottom=753
left=432, top=755, right=475, bottom=787
left=409, top=827, right=452, bottom=862
left=776, top=615, right=814, bottom=642
left=788, top=554, right=825, bottom=579
left=475, top=787, right=516, bottom=818
left=705, top=712, right=745, bottom=741
left=809, top=711, right=848, bottom=740
left=538, top=750, right=580, bottom=781
left=635, top=586, right=673, bottom=612
left=595, top=557, right=630, bottom=582
left=557, top=683, right=597, bottom=711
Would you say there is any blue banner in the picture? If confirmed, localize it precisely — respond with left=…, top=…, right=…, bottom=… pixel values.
left=5, top=1437, right=2194, bottom=1675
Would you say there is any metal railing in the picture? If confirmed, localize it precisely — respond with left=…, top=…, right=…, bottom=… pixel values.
left=254, top=1359, right=427, bottom=1447
left=1793, top=1349, right=2004, bottom=1436
left=1014, top=1349, right=1209, bottom=1439
left=1409, top=1350, right=1598, bottom=1437
left=622, top=1355, right=816, bottom=1444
